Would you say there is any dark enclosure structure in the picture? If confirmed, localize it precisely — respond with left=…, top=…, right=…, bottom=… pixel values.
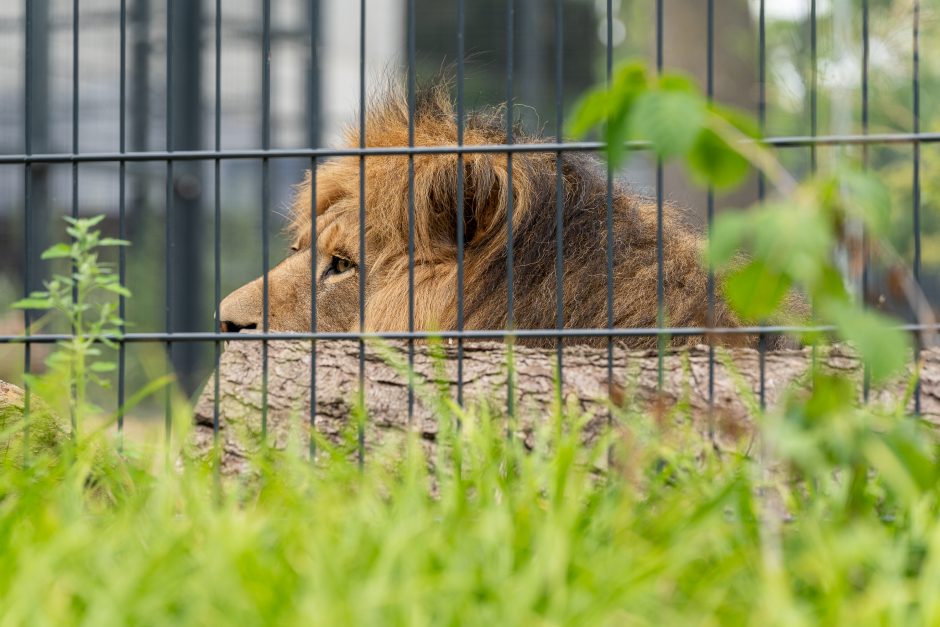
left=0, top=0, right=937, bottom=450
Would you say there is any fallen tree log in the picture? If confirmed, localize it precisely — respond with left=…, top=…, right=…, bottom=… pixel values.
left=192, top=336, right=940, bottom=475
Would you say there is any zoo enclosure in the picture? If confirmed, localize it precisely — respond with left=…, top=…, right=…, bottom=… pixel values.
left=0, top=0, right=936, bottom=446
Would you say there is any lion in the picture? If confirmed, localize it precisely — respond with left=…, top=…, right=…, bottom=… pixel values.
left=219, top=81, right=790, bottom=349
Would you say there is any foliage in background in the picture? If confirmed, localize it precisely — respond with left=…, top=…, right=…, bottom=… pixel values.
left=571, top=60, right=915, bottom=382
left=755, top=2, right=940, bottom=301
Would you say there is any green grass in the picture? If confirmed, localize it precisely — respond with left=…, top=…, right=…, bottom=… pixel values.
left=2, top=377, right=940, bottom=627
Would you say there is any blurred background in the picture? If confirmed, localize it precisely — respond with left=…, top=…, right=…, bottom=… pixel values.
left=0, top=0, right=937, bottom=406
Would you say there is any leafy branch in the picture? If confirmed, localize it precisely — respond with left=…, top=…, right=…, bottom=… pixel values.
left=571, top=61, right=924, bottom=384
left=14, top=215, right=130, bottom=437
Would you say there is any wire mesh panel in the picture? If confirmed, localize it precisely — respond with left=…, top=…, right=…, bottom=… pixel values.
left=0, top=0, right=935, bottom=455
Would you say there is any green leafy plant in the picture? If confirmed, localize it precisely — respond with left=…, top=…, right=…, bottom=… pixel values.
left=569, top=62, right=762, bottom=188
left=571, top=60, right=919, bottom=383
left=13, top=215, right=130, bottom=437
left=570, top=61, right=940, bottom=581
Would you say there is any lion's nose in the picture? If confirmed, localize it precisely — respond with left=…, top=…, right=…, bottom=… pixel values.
left=220, top=320, right=257, bottom=334
left=219, top=282, right=263, bottom=334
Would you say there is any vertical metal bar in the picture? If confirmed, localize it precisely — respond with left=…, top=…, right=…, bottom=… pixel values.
left=456, top=0, right=465, bottom=410
left=132, top=0, right=150, bottom=223
left=165, top=0, right=174, bottom=443
left=810, top=0, right=817, bottom=171
left=170, top=0, right=203, bottom=393
left=71, top=0, right=80, bottom=436
left=309, top=0, right=321, bottom=459
left=757, top=0, right=766, bottom=202
left=72, top=0, right=79, bottom=229
left=25, top=0, right=49, bottom=304
left=118, top=0, right=128, bottom=444
left=309, top=153, right=318, bottom=457
left=759, top=333, right=766, bottom=410
left=554, top=0, right=564, bottom=401
left=605, top=0, right=614, bottom=455
left=706, top=0, right=715, bottom=428
left=505, top=0, right=516, bottom=430
left=913, top=0, right=922, bottom=414
left=22, top=0, right=34, bottom=458
left=861, top=0, right=869, bottom=158
left=861, top=0, right=870, bottom=403
left=261, top=0, right=271, bottom=439
left=758, top=0, right=767, bottom=408
left=655, top=0, right=665, bottom=390
left=213, top=0, right=222, bottom=441
left=517, top=0, right=541, bottom=111
left=358, top=0, right=366, bottom=468
left=407, top=0, right=416, bottom=423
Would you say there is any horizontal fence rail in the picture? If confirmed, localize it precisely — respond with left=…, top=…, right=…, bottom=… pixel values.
left=3, top=323, right=940, bottom=345
left=3, top=131, right=940, bottom=165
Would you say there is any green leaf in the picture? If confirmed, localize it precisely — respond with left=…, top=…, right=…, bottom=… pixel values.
left=568, top=89, right=610, bottom=138
left=90, top=361, right=117, bottom=373
left=827, top=303, right=910, bottom=383
left=12, top=296, right=53, bottom=310
left=708, top=212, right=750, bottom=268
left=711, top=103, right=760, bottom=139
left=45, top=351, right=71, bottom=369
left=657, top=73, right=698, bottom=94
left=98, top=238, right=131, bottom=247
left=629, top=90, right=705, bottom=159
left=604, top=63, right=649, bottom=167
left=604, top=113, right=632, bottom=169
left=611, top=61, right=648, bottom=86
left=722, top=261, right=792, bottom=322
left=687, top=127, right=750, bottom=189
left=569, top=62, right=651, bottom=166
left=40, top=243, right=73, bottom=260
left=99, top=337, right=119, bottom=350
left=878, top=431, right=936, bottom=494
left=749, top=202, right=832, bottom=283
left=807, top=266, right=850, bottom=308
left=804, top=373, right=856, bottom=421
left=609, top=62, right=649, bottom=106
left=102, top=282, right=132, bottom=298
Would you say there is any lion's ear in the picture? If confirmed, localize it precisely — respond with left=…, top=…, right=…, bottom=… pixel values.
left=414, top=152, right=516, bottom=256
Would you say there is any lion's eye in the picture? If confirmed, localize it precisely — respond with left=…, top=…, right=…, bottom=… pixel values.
left=329, top=255, right=355, bottom=276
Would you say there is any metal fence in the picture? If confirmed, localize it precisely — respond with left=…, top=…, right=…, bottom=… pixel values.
left=1, top=0, right=935, bottom=454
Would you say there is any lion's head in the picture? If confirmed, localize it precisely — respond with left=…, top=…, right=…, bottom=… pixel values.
left=219, top=82, right=756, bottom=348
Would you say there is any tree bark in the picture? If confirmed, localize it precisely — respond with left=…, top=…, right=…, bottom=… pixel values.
left=191, top=335, right=940, bottom=476
left=0, top=380, right=67, bottom=468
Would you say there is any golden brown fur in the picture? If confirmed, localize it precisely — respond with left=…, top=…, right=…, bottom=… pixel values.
left=219, top=82, right=780, bottom=348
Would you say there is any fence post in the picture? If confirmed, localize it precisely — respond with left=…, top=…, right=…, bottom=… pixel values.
left=26, top=0, right=50, bottom=296
left=169, top=0, right=204, bottom=393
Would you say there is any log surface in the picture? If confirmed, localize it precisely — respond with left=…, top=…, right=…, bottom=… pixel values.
left=191, top=335, right=940, bottom=475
